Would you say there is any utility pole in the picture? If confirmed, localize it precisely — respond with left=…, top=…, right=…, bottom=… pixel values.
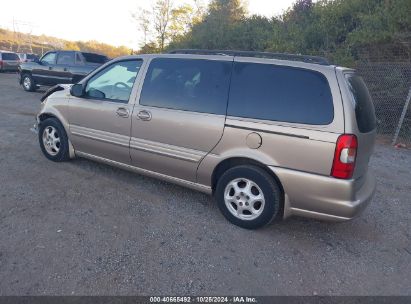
left=11, top=18, right=36, bottom=53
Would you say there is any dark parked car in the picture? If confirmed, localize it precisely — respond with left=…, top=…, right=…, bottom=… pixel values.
left=18, top=50, right=109, bottom=91
left=0, top=51, right=20, bottom=72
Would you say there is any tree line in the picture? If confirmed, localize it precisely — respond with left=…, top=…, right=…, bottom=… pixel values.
left=136, top=0, right=411, bottom=66
left=0, top=28, right=131, bottom=58
left=2, top=0, right=409, bottom=65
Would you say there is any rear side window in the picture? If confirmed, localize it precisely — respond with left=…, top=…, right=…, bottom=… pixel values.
left=2, top=53, right=19, bottom=60
left=27, top=54, right=37, bottom=60
left=140, top=58, right=232, bottom=115
left=345, top=74, right=376, bottom=133
left=81, top=52, right=108, bottom=64
left=228, top=62, right=334, bottom=125
left=57, top=52, right=75, bottom=65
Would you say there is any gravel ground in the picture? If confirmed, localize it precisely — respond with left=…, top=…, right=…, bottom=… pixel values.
left=0, top=73, right=410, bottom=296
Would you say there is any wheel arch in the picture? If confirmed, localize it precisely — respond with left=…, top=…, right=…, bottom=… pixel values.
left=38, top=112, right=57, bottom=122
left=211, top=157, right=285, bottom=198
left=38, top=112, right=76, bottom=159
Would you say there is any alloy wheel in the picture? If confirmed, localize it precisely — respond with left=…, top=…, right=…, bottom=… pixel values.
left=23, top=76, right=31, bottom=90
left=42, top=126, right=60, bottom=156
left=224, top=178, right=265, bottom=221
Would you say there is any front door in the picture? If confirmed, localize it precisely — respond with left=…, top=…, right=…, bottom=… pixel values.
left=33, top=52, right=58, bottom=85
left=68, top=59, right=144, bottom=164
left=130, top=56, right=233, bottom=182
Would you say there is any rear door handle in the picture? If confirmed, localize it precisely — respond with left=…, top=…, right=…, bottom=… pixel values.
left=48, top=66, right=52, bottom=70
left=137, top=110, right=152, bottom=121
left=116, top=107, right=129, bottom=118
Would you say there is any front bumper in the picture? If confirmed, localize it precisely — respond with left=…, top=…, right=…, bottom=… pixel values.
left=269, top=166, right=376, bottom=221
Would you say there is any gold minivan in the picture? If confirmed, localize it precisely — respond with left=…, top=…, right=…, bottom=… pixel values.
left=35, top=50, right=376, bottom=229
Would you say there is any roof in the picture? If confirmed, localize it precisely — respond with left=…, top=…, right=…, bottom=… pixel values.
left=169, top=49, right=331, bottom=65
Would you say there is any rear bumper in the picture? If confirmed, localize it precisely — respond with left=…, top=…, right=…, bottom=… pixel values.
left=269, top=166, right=376, bottom=221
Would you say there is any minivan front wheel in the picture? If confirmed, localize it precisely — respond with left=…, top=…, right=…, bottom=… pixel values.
left=38, top=118, right=70, bottom=162
left=216, top=165, right=282, bottom=229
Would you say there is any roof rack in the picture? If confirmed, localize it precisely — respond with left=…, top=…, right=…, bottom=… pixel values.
left=168, top=49, right=331, bottom=65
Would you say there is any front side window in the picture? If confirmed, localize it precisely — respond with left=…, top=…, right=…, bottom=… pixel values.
left=41, top=52, right=56, bottom=65
left=57, top=52, right=75, bottom=65
left=85, top=60, right=142, bottom=103
left=139, top=58, right=232, bottom=115
left=228, top=62, right=334, bottom=125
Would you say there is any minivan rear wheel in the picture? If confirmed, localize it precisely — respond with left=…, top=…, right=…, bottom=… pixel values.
left=215, top=165, right=282, bottom=229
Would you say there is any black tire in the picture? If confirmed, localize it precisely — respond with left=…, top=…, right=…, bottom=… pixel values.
left=38, top=118, right=70, bottom=162
left=21, top=73, right=36, bottom=92
left=215, top=165, right=282, bottom=229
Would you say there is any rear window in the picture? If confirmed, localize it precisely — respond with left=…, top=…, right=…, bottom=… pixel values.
left=81, top=52, right=108, bottom=64
left=227, top=62, right=334, bottom=125
left=345, top=73, right=376, bottom=133
left=2, top=53, right=19, bottom=60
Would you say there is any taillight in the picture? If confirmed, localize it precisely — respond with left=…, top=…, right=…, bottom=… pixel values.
left=331, top=134, right=358, bottom=179
left=0, top=60, right=3, bottom=68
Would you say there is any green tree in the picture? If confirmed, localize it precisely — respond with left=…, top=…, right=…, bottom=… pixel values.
left=171, top=0, right=246, bottom=49
left=153, top=0, right=173, bottom=51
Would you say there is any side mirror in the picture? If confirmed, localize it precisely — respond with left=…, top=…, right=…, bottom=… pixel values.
left=70, top=83, right=84, bottom=97
left=87, top=88, right=106, bottom=99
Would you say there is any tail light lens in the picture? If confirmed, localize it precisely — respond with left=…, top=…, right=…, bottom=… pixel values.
left=0, top=60, right=3, bottom=68
left=331, top=134, right=358, bottom=179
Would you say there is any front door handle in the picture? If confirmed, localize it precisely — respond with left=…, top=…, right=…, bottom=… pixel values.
left=48, top=66, right=52, bottom=70
left=137, top=110, right=152, bottom=121
left=116, top=107, right=129, bottom=118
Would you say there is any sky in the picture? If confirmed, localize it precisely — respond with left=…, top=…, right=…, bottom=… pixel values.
left=0, top=0, right=296, bottom=49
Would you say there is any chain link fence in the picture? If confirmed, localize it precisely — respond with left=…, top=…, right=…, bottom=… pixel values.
left=356, top=62, right=411, bottom=147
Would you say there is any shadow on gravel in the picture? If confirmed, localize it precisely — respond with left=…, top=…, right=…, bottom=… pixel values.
left=68, top=156, right=363, bottom=240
